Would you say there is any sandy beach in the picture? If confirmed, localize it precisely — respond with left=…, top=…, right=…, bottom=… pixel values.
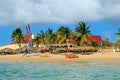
left=0, top=52, right=120, bottom=63
left=0, top=44, right=26, bottom=50
left=0, top=44, right=120, bottom=63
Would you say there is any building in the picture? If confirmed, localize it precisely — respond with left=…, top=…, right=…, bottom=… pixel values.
left=87, top=35, right=102, bottom=44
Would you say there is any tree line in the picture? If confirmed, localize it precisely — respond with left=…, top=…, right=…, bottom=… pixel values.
left=11, top=21, right=120, bottom=48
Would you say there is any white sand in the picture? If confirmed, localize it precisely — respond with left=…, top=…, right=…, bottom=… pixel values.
left=0, top=52, right=120, bottom=62
left=0, top=44, right=26, bottom=50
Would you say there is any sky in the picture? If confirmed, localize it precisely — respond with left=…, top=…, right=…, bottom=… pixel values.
left=0, top=0, right=120, bottom=46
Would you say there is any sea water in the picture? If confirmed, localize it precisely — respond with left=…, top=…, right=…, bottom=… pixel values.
left=0, top=61, right=120, bottom=80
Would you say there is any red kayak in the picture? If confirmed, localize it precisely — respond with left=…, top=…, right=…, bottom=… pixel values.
left=65, top=54, right=79, bottom=58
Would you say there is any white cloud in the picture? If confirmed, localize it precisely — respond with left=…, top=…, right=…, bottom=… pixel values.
left=0, top=0, right=120, bottom=26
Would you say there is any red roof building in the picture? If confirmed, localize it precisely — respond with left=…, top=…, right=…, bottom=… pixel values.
left=87, top=36, right=102, bottom=44
left=69, top=35, right=76, bottom=43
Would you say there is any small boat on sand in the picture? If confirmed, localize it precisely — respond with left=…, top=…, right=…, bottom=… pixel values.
left=40, top=52, right=50, bottom=57
left=65, top=53, right=79, bottom=58
left=19, top=23, right=41, bottom=56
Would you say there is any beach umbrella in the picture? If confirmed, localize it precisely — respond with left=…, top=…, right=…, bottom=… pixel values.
left=19, top=46, right=28, bottom=52
left=11, top=49, right=18, bottom=54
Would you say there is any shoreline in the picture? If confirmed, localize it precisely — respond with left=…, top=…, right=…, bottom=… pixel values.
left=0, top=44, right=120, bottom=63
left=0, top=52, right=120, bottom=63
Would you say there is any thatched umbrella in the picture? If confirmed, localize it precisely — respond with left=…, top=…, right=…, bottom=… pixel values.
left=12, top=50, right=18, bottom=54
left=0, top=48, right=17, bottom=54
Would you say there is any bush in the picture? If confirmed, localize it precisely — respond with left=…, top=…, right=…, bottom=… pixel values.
left=57, top=50, right=67, bottom=53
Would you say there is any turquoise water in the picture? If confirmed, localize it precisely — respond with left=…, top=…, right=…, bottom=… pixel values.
left=0, top=61, right=120, bottom=80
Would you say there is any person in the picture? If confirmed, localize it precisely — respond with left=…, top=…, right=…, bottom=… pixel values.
left=100, top=45, right=104, bottom=52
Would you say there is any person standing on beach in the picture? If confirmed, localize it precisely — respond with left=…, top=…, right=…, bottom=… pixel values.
left=100, top=44, right=104, bottom=53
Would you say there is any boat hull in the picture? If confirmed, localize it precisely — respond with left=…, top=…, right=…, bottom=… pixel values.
left=19, top=52, right=41, bottom=56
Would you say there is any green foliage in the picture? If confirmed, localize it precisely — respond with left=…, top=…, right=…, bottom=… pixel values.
left=56, top=49, right=67, bottom=53
left=33, top=28, right=57, bottom=46
left=115, top=28, right=120, bottom=37
left=10, top=22, right=94, bottom=48
left=11, top=28, right=24, bottom=44
left=115, top=28, right=120, bottom=47
left=92, top=40, right=99, bottom=47
left=37, top=30, right=46, bottom=45
left=46, top=28, right=56, bottom=44
left=57, top=26, right=72, bottom=44
left=69, top=49, right=82, bottom=53
left=102, top=40, right=112, bottom=47
left=33, top=36, right=41, bottom=48
left=114, top=40, right=120, bottom=47
left=75, top=21, right=91, bottom=45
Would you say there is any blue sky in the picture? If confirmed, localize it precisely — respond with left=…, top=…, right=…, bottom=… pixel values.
left=0, top=0, right=120, bottom=46
left=0, top=21, right=119, bottom=46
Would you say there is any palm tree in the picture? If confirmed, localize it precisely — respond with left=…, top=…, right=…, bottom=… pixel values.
left=46, top=28, right=56, bottom=44
left=75, top=21, right=91, bottom=46
left=57, top=26, right=72, bottom=44
left=115, top=28, right=120, bottom=47
left=36, top=30, right=47, bottom=45
left=11, top=28, right=24, bottom=48
left=115, top=40, right=120, bottom=47
left=33, top=30, right=46, bottom=48
left=115, top=28, right=120, bottom=38
left=33, top=36, right=41, bottom=48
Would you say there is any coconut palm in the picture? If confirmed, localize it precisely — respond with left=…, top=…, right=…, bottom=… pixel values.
left=115, top=28, right=120, bottom=47
left=46, top=28, right=56, bottom=44
left=75, top=21, right=91, bottom=46
left=115, top=40, right=120, bottom=47
left=36, top=30, right=47, bottom=45
left=115, top=28, right=120, bottom=38
left=11, top=28, right=24, bottom=48
left=57, top=26, right=72, bottom=44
